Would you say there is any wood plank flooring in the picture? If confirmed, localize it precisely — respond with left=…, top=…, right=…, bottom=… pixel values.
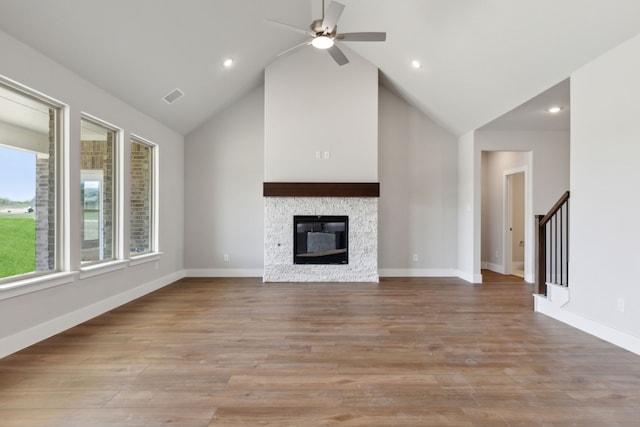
left=1, top=273, right=640, bottom=426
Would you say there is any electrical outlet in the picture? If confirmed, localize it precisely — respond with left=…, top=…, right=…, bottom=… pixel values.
left=617, top=298, right=625, bottom=313
left=412, top=254, right=419, bottom=262
left=223, top=254, right=229, bottom=262
left=315, top=151, right=321, bottom=159
left=323, top=151, right=330, bottom=159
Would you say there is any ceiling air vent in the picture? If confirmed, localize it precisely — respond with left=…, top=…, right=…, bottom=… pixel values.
left=163, top=88, right=184, bottom=104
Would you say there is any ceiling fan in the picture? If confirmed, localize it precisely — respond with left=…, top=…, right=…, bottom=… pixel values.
left=266, top=0, right=386, bottom=66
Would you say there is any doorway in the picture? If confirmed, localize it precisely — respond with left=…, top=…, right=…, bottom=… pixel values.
left=504, top=170, right=525, bottom=277
left=481, top=151, right=531, bottom=281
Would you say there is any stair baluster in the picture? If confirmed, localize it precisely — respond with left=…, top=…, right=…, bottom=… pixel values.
left=535, top=191, right=570, bottom=295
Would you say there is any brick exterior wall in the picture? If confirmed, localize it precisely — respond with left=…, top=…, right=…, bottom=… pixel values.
left=35, top=109, right=56, bottom=271
left=130, top=141, right=151, bottom=254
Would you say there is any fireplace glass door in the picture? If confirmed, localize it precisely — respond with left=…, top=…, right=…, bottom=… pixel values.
left=294, top=215, right=348, bottom=265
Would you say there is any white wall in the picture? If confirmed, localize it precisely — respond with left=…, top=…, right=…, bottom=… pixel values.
left=264, top=47, right=378, bottom=182
left=184, top=87, right=264, bottom=275
left=183, top=83, right=461, bottom=277
left=378, top=85, right=458, bottom=275
left=567, top=33, right=640, bottom=340
left=458, top=130, right=569, bottom=282
left=0, top=30, right=185, bottom=357
left=457, top=131, right=479, bottom=282
left=476, top=131, right=570, bottom=219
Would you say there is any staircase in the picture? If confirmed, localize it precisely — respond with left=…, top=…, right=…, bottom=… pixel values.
left=535, top=191, right=570, bottom=296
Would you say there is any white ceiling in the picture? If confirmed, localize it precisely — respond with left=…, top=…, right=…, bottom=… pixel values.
left=0, top=0, right=638, bottom=136
left=480, top=79, right=569, bottom=132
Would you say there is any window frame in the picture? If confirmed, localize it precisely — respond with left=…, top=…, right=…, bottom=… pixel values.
left=129, top=134, right=159, bottom=263
left=0, top=74, right=163, bottom=298
left=79, top=114, right=124, bottom=271
left=0, top=75, right=73, bottom=298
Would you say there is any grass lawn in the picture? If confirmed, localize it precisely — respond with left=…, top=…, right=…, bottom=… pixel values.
left=0, top=215, right=36, bottom=278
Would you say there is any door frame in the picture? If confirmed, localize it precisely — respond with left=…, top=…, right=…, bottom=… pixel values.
left=503, top=166, right=529, bottom=278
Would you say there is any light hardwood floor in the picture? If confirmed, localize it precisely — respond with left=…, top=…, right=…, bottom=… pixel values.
left=1, top=273, right=640, bottom=426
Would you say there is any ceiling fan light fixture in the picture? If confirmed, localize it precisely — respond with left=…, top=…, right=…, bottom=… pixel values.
left=312, top=35, right=334, bottom=49
left=267, top=1, right=385, bottom=65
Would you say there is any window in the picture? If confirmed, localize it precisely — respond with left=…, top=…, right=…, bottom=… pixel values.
left=80, top=118, right=118, bottom=264
left=0, top=83, right=59, bottom=281
left=129, top=137, right=156, bottom=256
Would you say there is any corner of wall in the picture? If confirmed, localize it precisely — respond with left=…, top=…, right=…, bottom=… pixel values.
left=456, top=270, right=483, bottom=284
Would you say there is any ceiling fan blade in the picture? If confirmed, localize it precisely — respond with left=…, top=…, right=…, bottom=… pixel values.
left=265, top=19, right=313, bottom=36
left=277, top=40, right=311, bottom=57
left=321, top=1, right=345, bottom=33
left=338, top=32, right=387, bottom=42
left=327, top=44, right=349, bottom=66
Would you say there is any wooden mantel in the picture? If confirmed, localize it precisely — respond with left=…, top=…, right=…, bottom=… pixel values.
left=263, top=182, right=380, bottom=198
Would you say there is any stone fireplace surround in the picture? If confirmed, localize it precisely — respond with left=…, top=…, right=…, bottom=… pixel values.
left=263, top=183, right=379, bottom=283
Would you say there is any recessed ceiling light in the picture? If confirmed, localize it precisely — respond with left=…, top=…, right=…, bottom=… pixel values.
left=411, top=59, right=421, bottom=69
left=223, top=58, right=234, bottom=68
left=548, top=106, right=564, bottom=114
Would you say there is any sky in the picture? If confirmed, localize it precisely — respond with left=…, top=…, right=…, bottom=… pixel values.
left=0, top=146, right=36, bottom=202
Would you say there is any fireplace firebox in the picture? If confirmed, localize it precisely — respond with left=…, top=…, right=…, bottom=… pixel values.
left=294, top=215, right=348, bottom=265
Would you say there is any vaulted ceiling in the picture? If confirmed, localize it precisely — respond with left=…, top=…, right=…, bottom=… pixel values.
left=1, top=0, right=639, bottom=136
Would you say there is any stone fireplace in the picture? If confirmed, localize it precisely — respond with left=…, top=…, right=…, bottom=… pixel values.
left=263, top=183, right=379, bottom=282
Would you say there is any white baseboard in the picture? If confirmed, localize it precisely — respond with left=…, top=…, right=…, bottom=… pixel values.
left=186, top=268, right=485, bottom=284
left=187, top=268, right=462, bottom=280
left=534, top=294, right=640, bottom=356
left=185, top=268, right=264, bottom=278
left=456, top=270, right=483, bottom=283
left=481, top=262, right=505, bottom=274
left=378, top=268, right=458, bottom=278
left=0, top=270, right=186, bottom=359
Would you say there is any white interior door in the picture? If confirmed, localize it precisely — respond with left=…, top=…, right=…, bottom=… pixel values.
left=504, top=170, right=525, bottom=278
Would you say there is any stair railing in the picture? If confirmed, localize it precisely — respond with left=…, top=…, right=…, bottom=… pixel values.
left=535, top=191, right=570, bottom=295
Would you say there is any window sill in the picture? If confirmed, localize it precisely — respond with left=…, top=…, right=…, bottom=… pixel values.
left=79, top=259, right=128, bottom=279
left=129, top=252, right=163, bottom=267
left=0, top=271, right=78, bottom=301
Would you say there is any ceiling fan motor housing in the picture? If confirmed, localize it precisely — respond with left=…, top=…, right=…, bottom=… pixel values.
left=311, top=19, right=337, bottom=37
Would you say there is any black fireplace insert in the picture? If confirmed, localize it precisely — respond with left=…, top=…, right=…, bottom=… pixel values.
left=293, top=215, right=348, bottom=265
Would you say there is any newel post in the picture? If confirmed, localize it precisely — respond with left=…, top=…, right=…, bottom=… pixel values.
left=535, top=214, right=546, bottom=295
